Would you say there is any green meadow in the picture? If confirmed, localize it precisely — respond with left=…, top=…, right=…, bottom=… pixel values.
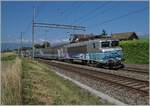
left=120, top=38, right=149, bottom=64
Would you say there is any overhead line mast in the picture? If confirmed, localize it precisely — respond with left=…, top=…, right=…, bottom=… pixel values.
left=32, top=7, right=35, bottom=60
left=31, top=6, right=86, bottom=60
left=20, top=32, right=23, bottom=56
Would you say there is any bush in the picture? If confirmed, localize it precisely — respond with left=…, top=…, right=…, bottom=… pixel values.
left=119, top=39, right=149, bottom=64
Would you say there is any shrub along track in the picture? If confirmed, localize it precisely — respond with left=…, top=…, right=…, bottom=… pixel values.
left=38, top=59, right=149, bottom=104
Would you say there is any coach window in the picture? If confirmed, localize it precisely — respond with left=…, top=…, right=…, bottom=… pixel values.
left=93, top=43, right=96, bottom=48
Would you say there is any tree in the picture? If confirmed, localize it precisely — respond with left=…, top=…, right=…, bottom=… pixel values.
left=101, top=29, right=107, bottom=36
left=34, top=42, right=51, bottom=48
left=34, top=44, right=42, bottom=48
left=42, top=41, right=51, bottom=48
left=22, top=47, right=32, bottom=50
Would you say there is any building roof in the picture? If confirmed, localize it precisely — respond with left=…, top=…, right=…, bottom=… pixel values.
left=111, top=32, right=137, bottom=40
left=70, top=33, right=110, bottom=43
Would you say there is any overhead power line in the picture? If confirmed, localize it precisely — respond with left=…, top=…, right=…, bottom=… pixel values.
left=79, top=7, right=112, bottom=25
left=78, top=2, right=120, bottom=25
left=57, top=2, right=86, bottom=24
left=65, top=2, right=87, bottom=18
left=71, top=1, right=111, bottom=25
left=34, top=25, right=85, bottom=31
left=34, top=22, right=85, bottom=28
left=24, top=2, right=43, bottom=35
left=90, top=6, right=148, bottom=29
left=34, top=22, right=86, bottom=31
left=61, top=1, right=78, bottom=16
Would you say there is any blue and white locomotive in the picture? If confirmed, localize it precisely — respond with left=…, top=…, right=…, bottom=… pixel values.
left=57, top=39, right=124, bottom=69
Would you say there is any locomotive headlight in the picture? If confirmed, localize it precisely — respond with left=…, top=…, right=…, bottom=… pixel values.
left=116, top=57, right=121, bottom=60
left=102, top=49, right=105, bottom=52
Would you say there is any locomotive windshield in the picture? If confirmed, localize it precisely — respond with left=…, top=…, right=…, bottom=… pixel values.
left=101, top=41, right=110, bottom=47
left=111, top=41, right=119, bottom=47
left=101, top=40, right=119, bottom=47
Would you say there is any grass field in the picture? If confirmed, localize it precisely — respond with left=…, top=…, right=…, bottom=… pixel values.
left=1, top=53, right=22, bottom=105
left=1, top=52, right=17, bottom=61
left=22, top=59, right=108, bottom=105
left=1, top=52, right=109, bottom=105
left=120, top=39, right=149, bottom=64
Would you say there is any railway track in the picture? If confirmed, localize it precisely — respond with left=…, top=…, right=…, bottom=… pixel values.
left=39, top=59, right=149, bottom=95
left=121, top=67, right=149, bottom=74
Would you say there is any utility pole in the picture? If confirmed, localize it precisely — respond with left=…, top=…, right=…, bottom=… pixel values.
left=17, top=38, right=19, bottom=56
left=17, top=45, right=19, bottom=55
left=32, top=7, right=35, bottom=60
left=45, top=30, right=48, bottom=48
left=20, top=32, right=23, bottom=56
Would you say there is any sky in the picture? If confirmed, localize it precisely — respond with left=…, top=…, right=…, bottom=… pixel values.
left=1, top=1, right=149, bottom=44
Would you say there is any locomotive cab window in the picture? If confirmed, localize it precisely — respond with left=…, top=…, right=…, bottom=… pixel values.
left=111, top=41, right=119, bottom=47
left=101, top=41, right=110, bottom=47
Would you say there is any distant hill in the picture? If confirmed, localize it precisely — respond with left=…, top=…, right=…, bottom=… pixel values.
left=1, top=43, right=32, bottom=52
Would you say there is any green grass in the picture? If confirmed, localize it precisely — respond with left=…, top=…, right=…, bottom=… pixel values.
left=120, top=39, right=149, bottom=64
left=22, top=59, right=109, bottom=105
left=1, top=52, right=17, bottom=61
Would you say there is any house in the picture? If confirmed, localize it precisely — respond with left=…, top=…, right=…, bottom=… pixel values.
left=111, top=32, right=139, bottom=41
left=70, top=34, right=110, bottom=43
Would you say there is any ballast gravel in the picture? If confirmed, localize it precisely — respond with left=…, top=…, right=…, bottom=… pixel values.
left=52, top=61, right=149, bottom=81
left=51, top=66, right=149, bottom=105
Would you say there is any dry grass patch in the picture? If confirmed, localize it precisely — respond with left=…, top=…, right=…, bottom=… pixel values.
left=1, top=57, right=22, bottom=105
left=1, top=52, right=15, bottom=57
left=1, top=52, right=17, bottom=61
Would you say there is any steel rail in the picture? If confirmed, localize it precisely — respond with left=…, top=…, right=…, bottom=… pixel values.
left=121, top=68, right=149, bottom=74
left=39, top=59, right=149, bottom=95
left=52, top=60, right=149, bottom=83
